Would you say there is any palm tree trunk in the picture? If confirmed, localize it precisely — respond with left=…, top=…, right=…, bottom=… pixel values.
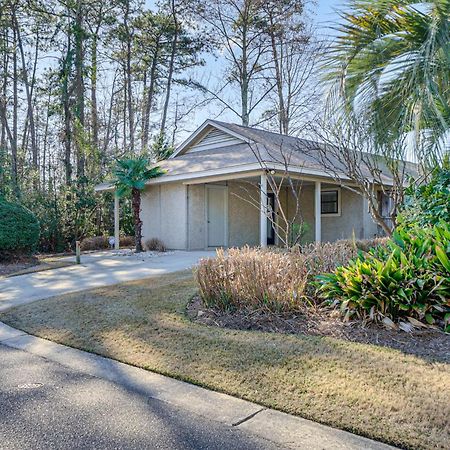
left=132, top=187, right=143, bottom=252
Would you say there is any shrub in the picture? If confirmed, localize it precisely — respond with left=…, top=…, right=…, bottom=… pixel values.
left=0, top=199, right=40, bottom=258
left=401, top=158, right=450, bottom=227
left=80, top=236, right=109, bottom=251
left=195, top=240, right=376, bottom=312
left=120, top=235, right=135, bottom=248
left=144, top=237, right=166, bottom=252
left=317, top=223, right=450, bottom=330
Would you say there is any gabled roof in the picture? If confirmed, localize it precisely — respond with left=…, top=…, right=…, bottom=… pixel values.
left=170, top=120, right=251, bottom=158
left=95, top=119, right=418, bottom=191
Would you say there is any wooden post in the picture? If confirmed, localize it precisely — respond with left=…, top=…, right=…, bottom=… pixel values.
left=75, top=241, right=81, bottom=264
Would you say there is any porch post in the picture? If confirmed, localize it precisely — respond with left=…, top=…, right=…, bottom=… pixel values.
left=314, top=181, right=321, bottom=243
left=114, top=192, right=120, bottom=250
left=260, top=172, right=267, bottom=248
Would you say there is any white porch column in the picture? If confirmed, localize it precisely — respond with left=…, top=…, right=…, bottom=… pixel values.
left=114, top=192, right=120, bottom=250
left=314, top=181, right=321, bottom=243
left=260, top=172, right=268, bottom=248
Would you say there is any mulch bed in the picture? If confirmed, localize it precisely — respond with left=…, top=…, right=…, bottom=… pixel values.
left=0, top=256, right=40, bottom=277
left=187, top=296, right=450, bottom=363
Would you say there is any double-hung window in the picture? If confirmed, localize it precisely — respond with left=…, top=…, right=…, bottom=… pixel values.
left=321, top=189, right=339, bottom=215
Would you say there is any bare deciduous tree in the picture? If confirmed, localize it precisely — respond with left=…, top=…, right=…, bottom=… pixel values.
left=304, top=114, right=413, bottom=235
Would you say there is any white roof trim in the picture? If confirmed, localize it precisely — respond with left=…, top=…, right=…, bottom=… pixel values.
left=144, top=162, right=361, bottom=186
left=170, top=120, right=252, bottom=158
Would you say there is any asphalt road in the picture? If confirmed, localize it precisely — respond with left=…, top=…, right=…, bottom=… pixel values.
left=0, top=344, right=284, bottom=450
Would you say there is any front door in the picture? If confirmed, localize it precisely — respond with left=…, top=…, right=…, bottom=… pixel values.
left=207, top=185, right=227, bottom=247
left=267, top=193, right=275, bottom=245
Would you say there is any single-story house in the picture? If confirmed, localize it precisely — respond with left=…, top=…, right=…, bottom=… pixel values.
left=96, top=120, right=399, bottom=250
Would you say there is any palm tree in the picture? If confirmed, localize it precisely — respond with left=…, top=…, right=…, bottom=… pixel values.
left=324, top=0, right=449, bottom=163
left=113, top=157, right=164, bottom=252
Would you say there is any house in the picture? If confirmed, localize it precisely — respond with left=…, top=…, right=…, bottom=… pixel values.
left=97, top=120, right=394, bottom=250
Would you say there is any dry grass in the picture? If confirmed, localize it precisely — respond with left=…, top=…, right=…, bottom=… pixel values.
left=144, top=237, right=167, bottom=252
left=1, top=271, right=449, bottom=450
left=196, top=241, right=362, bottom=311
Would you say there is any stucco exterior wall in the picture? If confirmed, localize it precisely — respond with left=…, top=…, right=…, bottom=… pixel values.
left=321, top=187, right=364, bottom=242
left=141, top=183, right=187, bottom=250
left=140, top=179, right=382, bottom=250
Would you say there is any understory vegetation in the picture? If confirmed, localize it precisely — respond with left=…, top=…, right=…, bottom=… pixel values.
left=197, top=165, right=450, bottom=331
left=0, top=199, right=40, bottom=260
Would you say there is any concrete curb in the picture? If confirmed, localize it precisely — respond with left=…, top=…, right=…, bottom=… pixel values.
left=0, top=321, right=395, bottom=450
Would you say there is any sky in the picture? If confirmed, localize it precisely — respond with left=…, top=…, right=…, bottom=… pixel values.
left=180, top=0, right=344, bottom=135
left=142, top=0, right=346, bottom=141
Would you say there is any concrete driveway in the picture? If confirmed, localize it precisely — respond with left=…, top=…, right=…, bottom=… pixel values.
left=0, top=250, right=215, bottom=311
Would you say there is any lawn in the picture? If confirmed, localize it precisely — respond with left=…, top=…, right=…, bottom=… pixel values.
left=1, top=271, right=449, bottom=449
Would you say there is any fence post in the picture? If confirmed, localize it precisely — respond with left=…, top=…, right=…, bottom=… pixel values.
left=76, top=241, right=81, bottom=264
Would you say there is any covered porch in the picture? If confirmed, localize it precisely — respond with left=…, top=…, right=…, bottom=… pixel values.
left=104, top=168, right=377, bottom=251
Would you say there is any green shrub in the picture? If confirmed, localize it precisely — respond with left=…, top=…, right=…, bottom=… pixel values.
left=0, top=199, right=40, bottom=257
left=401, top=158, right=450, bottom=227
left=317, top=223, right=450, bottom=331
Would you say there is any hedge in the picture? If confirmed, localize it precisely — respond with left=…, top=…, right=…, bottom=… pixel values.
left=0, top=199, right=40, bottom=256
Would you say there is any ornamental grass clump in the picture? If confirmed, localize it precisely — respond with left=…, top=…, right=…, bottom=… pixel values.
left=195, top=240, right=374, bottom=313
left=317, top=223, right=450, bottom=331
left=196, top=247, right=309, bottom=312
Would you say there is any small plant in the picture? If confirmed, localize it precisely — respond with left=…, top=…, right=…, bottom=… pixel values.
left=317, top=223, right=450, bottom=330
left=289, top=222, right=310, bottom=247
left=119, top=236, right=135, bottom=248
left=80, top=236, right=109, bottom=251
left=144, top=237, right=167, bottom=252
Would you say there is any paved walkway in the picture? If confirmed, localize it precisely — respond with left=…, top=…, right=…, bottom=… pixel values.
left=0, top=251, right=395, bottom=449
left=0, top=250, right=215, bottom=311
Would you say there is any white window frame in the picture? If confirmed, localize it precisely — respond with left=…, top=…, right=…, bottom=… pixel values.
left=321, top=188, right=341, bottom=217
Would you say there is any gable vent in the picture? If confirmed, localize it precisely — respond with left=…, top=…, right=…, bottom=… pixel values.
left=186, top=128, right=243, bottom=154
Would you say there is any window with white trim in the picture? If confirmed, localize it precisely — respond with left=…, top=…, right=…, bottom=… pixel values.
left=321, top=189, right=339, bottom=215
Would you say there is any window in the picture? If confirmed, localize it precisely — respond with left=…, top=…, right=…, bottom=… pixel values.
left=321, top=189, right=339, bottom=215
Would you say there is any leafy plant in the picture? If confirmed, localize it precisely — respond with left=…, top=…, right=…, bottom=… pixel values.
left=317, top=223, right=450, bottom=330
left=0, top=199, right=40, bottom=258
left=324, top=0, right=450, bottom=162
left=113, top=157, right=164, bottom=252
left=401, top=158, right=450, bottom=227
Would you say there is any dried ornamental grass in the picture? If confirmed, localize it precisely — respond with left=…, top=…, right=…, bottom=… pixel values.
left=196, top=239, right=388, bottom=313
left=197, top=247, right=310, bottom=312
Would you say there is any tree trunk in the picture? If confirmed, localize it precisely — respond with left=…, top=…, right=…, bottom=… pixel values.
left=142, top=46, right=159, bottom=151
left=240, top=16, right=249, bottom=127
left=132, top=187, right=143, bottom=252
left=90, top=28, right=99, bottom=150
left=160, top=0, right=178, bottom=135
left=268, top=17, right=287, bottom=135
left=12, top=27, right=18, bottom=195
left=123, top=0, right=134, bottom=153
left=14, top=13, right=38, bottom=170
left=74, top=0, right=85, bottom=178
